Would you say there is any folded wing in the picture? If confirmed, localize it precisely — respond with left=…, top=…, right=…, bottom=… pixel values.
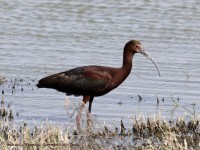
left=37, top=66, right=113, bottom=96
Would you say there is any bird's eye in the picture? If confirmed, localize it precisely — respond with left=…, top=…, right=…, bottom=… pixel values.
left=136, top=45, right=140, bottom=49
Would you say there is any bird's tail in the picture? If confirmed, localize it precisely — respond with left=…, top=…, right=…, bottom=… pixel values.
left=36, top=79, right=45, bottom=88
left=36, top=73, right=60, bottom=89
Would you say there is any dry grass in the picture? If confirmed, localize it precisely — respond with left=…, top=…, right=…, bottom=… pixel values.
left=0, top=89, right=200, bottom=149
left=0, top=76, right=6, bottom=85
left=0, top=104, right=200, bottom=150
left=0, top=117, right=199, bottom=150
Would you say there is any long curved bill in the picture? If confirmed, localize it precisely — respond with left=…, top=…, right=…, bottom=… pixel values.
left=139, top=50, right=161, bottom=77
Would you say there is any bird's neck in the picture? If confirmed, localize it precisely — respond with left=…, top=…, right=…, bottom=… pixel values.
left=122, top=49, right=133, bottom=72
left=112, top=49, right=134, bottom=87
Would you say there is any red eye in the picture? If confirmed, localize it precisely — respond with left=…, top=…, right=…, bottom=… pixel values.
left=136, top=45, right=140, bottom=48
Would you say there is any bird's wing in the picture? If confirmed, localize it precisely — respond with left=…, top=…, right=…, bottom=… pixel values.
left=37, top=66, right=113, bottom=96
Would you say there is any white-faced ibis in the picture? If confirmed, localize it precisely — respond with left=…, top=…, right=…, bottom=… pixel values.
left=37, top=40, right=160, bottom=127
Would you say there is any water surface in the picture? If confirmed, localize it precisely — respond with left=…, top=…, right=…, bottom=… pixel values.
left=0, top=0, right=200, bottom=125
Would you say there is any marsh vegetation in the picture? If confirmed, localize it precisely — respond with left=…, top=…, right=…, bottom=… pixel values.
left=0, top=90, right=199, bottom=150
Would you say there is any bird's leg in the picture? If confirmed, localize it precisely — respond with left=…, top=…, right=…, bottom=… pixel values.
left=76, top=95, right=90, bottom=130
left=88, top=96, right=94, bottom=113
left=87, top=96, right=94, bottom=127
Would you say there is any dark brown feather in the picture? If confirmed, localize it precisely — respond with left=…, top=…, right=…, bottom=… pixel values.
left=37, top=66, right=117, bottom=96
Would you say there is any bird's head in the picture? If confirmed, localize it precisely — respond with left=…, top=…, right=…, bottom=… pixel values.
left=125, top=40, right=161, bottom=76
left=125, top=40, right=142, bottom=53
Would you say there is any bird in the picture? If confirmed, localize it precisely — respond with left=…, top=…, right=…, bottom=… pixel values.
left=37, top=40, right=160, bottom=127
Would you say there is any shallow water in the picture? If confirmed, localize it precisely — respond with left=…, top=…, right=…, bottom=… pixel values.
left=0, top=0, right=200, bottom=125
